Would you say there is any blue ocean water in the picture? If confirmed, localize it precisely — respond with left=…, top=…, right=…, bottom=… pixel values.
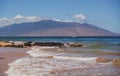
left=1, top=36, right=119, bottom=76
left=0, top=36, right=120, bottom=51
left=0, top=36, right=120, bottom=44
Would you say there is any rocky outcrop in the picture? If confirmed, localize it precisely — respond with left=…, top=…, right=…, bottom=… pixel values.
left=66, top=43, right=83, bottom=47
left=32, top=42, right=64, bottom=47
left=24, top=41, right=33, bottom=47
left=0, top=42, right=12, bottom=47
left=0, top=41, right=83, bottom=48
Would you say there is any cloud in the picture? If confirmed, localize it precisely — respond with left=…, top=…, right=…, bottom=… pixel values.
left=0, top=15, right=73, bottom=27
left=0, top=15, right=49, bottom=27
left=73, top=14, right=86, bottom=20
left=52, top=19, right=72, bottom=22
left=14, top=14, right=24, bottom=19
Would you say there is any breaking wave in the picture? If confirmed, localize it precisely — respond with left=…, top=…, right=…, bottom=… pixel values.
left=6, top=46, right=120, bottom=76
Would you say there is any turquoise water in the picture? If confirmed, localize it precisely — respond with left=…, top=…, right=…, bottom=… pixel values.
left=1, top=36, right=119, bottom=75
left=0, top=36, right=120, bottom=43
left=0, top=36, right=120, bottom=51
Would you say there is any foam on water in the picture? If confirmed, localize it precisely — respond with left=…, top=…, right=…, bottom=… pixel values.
left=6, top=46, right=119, bottom=76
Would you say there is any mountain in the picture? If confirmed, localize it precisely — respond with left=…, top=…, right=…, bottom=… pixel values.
left=0, top=20, right=119, bottom=36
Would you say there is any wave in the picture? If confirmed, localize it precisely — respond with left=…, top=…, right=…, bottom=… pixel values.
left=6, top=46, right=119, bottom=76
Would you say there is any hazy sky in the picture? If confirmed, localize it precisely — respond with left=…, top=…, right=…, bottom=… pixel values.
left=0, top=0, right=120, bottom=33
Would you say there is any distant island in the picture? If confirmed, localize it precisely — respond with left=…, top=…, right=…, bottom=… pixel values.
left=0, top=20, right=119, bottom=36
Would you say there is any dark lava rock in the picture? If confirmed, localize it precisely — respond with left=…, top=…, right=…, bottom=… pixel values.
left=33, top=42, right=64, bottom=47
left=5, top=44, right=24, bottom=48
left=67, top=43, right=83, bottom=47
left=24, top=41, right=33, bottom=47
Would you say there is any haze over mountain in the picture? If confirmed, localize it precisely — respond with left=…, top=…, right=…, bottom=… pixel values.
left=0, top=20, right=118, bottom=36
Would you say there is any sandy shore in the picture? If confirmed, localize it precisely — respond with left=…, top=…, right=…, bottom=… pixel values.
left=0, top=44, right=120, bottom=76
left=5, top=46, right=120, bottom=76
left=0, top=47, right=29, bottom=76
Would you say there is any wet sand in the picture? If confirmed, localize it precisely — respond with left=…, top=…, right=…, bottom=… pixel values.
left=6, top=47, right=120, bottom=76
left=0, top=47, right=29, bottom=76
left=0, top=46, right=120, bottom=76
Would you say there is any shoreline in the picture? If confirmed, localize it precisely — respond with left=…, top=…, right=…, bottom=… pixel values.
left=0, top=47, right=30, bottom=76
left=6, top=46, right=120, bottom=76
left=0, top=41, right=120, bottom=76
left=0, top=41, right=83, bottom=48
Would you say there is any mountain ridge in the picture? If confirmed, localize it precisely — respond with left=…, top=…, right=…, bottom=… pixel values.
left=0, top=20, right=119, bottom=36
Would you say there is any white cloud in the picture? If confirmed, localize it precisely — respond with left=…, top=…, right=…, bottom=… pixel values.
left=0, top=14, right=73, bottom=27
left=0, top=15, right=49, bottom=27
left=52, top=19, right=72, bottom=22
left=14, top=14, right=24, bottom=19
left=73, top=14, right=86, bottom=20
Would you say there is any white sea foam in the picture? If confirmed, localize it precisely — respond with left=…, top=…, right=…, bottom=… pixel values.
left=6, top=46, right=115, bottom=76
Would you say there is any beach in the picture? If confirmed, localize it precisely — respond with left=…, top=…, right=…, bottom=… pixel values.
left=0, top=37, right=120, bottom=76
left=4, top=46, right=120, bottom=76
left=0, top=47, right=29, bottom=76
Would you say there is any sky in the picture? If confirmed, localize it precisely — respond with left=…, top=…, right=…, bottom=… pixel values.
left=0, top=0, right=120, bottom=34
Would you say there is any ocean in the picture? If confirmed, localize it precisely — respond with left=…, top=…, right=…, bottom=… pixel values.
left=0, top=36, right=120, bottom=43
left=1, top=36, right=120, bottom=76
left=0, top=36, right=120, bottom=51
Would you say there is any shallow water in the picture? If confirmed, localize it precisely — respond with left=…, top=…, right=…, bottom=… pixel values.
left=6, top=46, right=120, bottom=76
